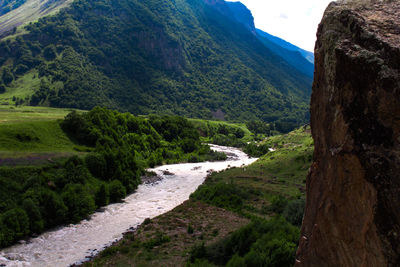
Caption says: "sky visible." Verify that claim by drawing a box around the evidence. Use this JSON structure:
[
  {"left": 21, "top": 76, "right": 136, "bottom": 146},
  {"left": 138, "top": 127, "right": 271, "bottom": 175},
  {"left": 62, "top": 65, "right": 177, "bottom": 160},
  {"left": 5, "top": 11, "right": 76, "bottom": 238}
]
[{"left": 227, "top": 0, "right": 334, "bottom": 52}]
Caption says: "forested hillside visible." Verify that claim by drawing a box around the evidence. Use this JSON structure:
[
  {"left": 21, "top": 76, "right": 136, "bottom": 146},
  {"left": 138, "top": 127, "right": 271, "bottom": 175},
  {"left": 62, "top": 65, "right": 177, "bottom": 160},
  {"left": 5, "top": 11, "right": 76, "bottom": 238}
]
[{"left": 0, "top": 0, "right": 312, "bottom": 131}]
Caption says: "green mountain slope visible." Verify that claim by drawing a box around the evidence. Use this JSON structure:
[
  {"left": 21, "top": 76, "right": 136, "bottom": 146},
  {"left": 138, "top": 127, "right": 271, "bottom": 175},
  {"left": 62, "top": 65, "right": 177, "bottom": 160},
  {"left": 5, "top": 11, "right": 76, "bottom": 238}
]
[{"left": 0, "top": 0, "right": 312, "bottom": 129}]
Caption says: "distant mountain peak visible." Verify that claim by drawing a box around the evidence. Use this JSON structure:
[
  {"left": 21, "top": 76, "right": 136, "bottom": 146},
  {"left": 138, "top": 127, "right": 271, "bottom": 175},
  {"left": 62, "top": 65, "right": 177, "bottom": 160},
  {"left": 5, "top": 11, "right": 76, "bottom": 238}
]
[
  {"left": 203, "top": 0, "right": 233, "bottom": 17},
  {"left": 226, "top": 1, "right": 256, "bottom": 34}
]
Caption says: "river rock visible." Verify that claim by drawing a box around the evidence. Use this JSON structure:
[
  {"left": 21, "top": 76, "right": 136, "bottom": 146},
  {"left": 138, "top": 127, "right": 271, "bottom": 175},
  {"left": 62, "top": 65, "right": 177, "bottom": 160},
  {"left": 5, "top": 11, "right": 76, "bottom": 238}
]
[
  {"left": 162, "top": 170, "right": 175, "bottom": 176},
  {"left": 296, "top": 1, "right": 400, "bottom": 266}
]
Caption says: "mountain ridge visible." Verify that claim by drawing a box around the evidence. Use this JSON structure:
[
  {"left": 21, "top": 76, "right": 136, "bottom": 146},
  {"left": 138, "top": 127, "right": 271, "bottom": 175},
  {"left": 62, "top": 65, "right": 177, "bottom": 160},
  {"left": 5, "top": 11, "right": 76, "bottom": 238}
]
[
  {"left": 256, "top": 29, "right": 314, "bottom": 63},
  {"left": 224, "top": 1, "right": 314, "bottom": 77},
  {"left": 0, "top": 0, "right": 312, "bottom": 131},
  {"left": 226, "top": 1, "right": 255, "bottom": 34},
  {"left": 256, "top": 29, "right": 314, "bottom": 77}
]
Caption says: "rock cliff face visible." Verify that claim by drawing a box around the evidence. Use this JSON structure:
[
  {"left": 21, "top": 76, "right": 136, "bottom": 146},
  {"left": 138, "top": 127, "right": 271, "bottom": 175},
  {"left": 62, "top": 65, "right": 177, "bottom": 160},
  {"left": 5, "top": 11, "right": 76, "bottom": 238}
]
[{"left": 296, "top": 1, "right": 400, "bottom": 266}]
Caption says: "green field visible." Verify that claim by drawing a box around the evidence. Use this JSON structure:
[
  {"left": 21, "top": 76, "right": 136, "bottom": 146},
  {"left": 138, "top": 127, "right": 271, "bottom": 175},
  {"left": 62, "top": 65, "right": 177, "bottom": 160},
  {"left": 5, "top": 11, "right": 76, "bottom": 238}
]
[
  {"left": 0, "top": 105, "right": 81, "bottom": 123},
  {"left": 0, "top": 105, "right": 88, "bottom": 163}
]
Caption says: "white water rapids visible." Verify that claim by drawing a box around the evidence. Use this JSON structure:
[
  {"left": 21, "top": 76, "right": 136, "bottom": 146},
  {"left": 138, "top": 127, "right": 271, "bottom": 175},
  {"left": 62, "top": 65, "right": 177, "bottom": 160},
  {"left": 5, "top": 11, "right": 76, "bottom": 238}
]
[{"left": 0, "top": 145, "right": 257, "bottom": 267}]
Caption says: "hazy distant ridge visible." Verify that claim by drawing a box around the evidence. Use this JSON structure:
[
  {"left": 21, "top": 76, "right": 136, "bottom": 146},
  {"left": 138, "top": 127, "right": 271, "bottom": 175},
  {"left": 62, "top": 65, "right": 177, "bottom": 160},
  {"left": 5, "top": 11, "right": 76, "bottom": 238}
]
[
  {"left": 225, "top": 1, "right": 314, "bottom": 77},
  {"left": 256, "top": 29, "right": 314, "bottom": 63}
]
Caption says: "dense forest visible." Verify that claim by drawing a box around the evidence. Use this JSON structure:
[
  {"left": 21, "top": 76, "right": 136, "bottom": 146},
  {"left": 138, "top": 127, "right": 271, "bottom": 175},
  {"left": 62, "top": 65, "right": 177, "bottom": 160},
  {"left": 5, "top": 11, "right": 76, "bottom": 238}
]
[
  {"left": 0, "top": 107, "right": 226, "bottom": 248},
  {"left": 0, "top": 0, "right": 311, "bottom": 131}
]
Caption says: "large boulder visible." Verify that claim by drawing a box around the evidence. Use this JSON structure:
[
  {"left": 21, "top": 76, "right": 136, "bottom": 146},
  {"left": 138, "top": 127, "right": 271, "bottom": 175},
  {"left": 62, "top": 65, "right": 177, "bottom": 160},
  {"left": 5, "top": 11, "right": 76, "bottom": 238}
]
[{"left": 296, "top": 1, "right": 400, "bottom": 266}]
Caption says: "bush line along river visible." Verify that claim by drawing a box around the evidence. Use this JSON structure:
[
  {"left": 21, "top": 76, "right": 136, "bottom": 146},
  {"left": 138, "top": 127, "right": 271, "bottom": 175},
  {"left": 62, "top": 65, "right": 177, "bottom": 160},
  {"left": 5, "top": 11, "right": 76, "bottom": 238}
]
[{"left": 0, "top": 145, "right": 256, "bottom": 267}]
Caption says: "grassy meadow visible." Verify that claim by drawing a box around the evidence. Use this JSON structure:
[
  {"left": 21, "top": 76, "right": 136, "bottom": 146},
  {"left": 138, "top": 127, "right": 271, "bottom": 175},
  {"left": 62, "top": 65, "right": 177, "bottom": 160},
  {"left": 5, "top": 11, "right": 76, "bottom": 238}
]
[
  {"left": 0, "top": 105, "right": 88, "bottom": 163},
  {"left": 0, "top": 71, "right": 41, "bottom": 106}
]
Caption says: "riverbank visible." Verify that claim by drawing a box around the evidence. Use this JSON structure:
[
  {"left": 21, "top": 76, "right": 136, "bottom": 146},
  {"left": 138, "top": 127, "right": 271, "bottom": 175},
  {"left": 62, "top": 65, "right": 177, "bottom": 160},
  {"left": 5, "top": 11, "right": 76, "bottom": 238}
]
[
  {"left": 82, "top": 127, "right": 313, "bottom": 266},
  {"left": 0, "top": 107, "right": 234, "bottom": 251},
  {"left": 77, "top": 200, "right": 249, "bottom": 266},
  {"left": 0, "top": 145, "right": 255, "bottom": 267}
]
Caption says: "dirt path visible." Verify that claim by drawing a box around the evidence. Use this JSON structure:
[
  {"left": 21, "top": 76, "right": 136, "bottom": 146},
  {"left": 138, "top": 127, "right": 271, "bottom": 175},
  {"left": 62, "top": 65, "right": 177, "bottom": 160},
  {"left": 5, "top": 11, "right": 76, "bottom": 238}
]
[{"left": 0, "top": 152, "right": 76, "bottom": 166}]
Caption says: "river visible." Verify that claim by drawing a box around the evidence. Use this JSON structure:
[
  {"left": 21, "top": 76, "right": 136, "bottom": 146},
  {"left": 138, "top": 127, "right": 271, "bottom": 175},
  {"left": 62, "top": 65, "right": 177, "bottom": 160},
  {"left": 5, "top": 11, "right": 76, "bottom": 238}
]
[{"left": 0, "top": 145, "right": 257, "bottom": 267}]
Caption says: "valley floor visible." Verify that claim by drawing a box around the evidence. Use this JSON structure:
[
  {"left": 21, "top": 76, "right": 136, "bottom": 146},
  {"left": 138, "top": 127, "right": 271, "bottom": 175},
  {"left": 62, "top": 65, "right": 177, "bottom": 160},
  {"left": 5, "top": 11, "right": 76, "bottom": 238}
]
[{"left": 82, "top": 127, "right": 313, "bottom": 266}]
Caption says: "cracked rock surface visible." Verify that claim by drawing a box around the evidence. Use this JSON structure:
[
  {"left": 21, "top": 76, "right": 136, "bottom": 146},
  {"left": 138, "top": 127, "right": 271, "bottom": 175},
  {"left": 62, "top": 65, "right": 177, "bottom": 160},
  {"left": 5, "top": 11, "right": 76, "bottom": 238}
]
[{"left": 296, "top": 1, "right": 400, "bottom": 266}]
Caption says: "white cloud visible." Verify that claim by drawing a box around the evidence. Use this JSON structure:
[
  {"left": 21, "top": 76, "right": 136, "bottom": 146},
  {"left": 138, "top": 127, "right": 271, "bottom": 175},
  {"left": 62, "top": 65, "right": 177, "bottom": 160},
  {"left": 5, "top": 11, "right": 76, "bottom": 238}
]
[
  {"left": 279, "top": 13, "right": 288, "bottom": 19},
  {"left": 227, "top": 0, "right": 334, "bottom": 51}
]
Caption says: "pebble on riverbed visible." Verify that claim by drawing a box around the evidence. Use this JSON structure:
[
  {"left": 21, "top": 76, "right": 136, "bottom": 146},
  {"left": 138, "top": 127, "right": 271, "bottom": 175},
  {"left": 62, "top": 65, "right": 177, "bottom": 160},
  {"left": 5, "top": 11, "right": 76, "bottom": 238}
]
[
  {"left": 162, "top": 170, "right": 175, "bottom": 176},
  {"left": 141, "top": 174, "right": 163, "bottom": 185}
]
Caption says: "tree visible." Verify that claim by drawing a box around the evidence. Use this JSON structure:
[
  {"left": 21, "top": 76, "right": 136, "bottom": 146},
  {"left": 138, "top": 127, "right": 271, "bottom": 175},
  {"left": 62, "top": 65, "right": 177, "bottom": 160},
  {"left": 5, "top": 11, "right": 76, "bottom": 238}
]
[
  {"left": 64, "top": 155, "right": 90, "bottom": 184},
  {"left": 15, "top": 64, "right": 29, "bottom": 75},
  {"left": 85, "top": 153, "right": 107, "bottom": 180},
  {"left": 95, "top": 183, "right": 109, "bottom": 207},
  {"left": 269, "top": 195, "right": 288, "bottom": 214},
  {"left": 43, "top": 45, "right": 57, "bottom": 60},
  {"left": 2, "top": 68, "right": 13, "bottom": 85},
  {"left": 109, "top": 180, "right": 126, "bottom": 202},
  {"left": 283, "top": 198, "right": 305, "bottom": 227},
  {"left": 62, "top": 184, "right": 95, "bottom": 223},
  {"left": 0, "top": 208, "right": 30, "bottom": 244},
  {"left": 21, "top": 198, "right": 44, "bottom": 234},
  {"left": 38, "top": 189, "right": 67, "bottom": 227},
  {"left": 226, "top": 254, "right": 246, "bottom": 267}
]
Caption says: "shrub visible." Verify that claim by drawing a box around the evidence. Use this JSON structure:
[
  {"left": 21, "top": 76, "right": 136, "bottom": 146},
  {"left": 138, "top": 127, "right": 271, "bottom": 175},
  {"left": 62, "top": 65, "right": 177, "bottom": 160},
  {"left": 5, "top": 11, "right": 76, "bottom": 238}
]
[
  {"left": 189, "top": 242, "right": 207, "bottom": 263},
  {"left": 64, "top": 156, "right": 90, "bottom": 185},
  {"left": 187, "top": 223, "right": 194, "bottom": 234},
  {"left": 37, "top": 189, "right": 67, "bottom": 228},
  {"left": 269, "top": 195, "right": 288, "bottom": 214},
  {"left": 243, "top": 143, "right": 270, "bottom": 157},
  {"left": 2, "top": 68, "right": 13, "bottom": 85},
  {"left": 283, "top": 198, "right": 305, "bottom": 227},
  {"left": 191, "top": 183, "right": 247, "bottom": 211},
  {"left": 16, "top": 132, "right": 38, "bottom": 142},
  {"left": 95, "top": 183, "right": 109, "bottom": 207},
  {"left": 43, "top": 45, "right": 57, "bottom": 60},
  {"left": 143, "top": 232, "right": 170, "bottom": 249},
  {"left": 15, "top": 64, "right": 29, "bottom": 75},
  {"left": 0, "top": 208, "right": 30, "bottom": 244},
  {"left": 193, "top": 217, "right": 299, "bottom": 266},
  {"left": 187, "top": 259, "right": 217, "bottom": 267},
  {"left": 21, "top": 198, "right": 44, "bottom": 234},
  {"left": 85, "top": 153, "right": 107, "bottom": 180},
  {"left": 62, "top": 184, "right": 95, "bottom": 223},
  {"left": 109, "top": 180, "right": 126, "bottom": 202},
  {"left": 226, "top": 254, "right": 246, "bottom": 267},
  {"left": 262, "top": 238, "right": 296, "bottom": 267}
]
